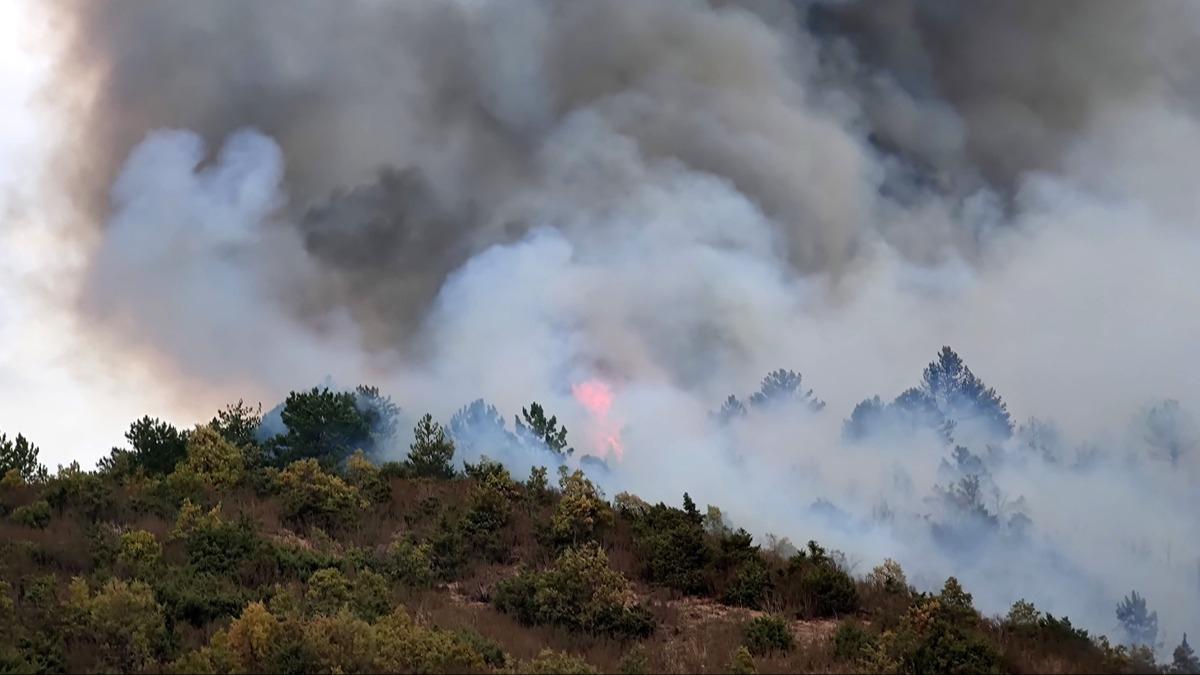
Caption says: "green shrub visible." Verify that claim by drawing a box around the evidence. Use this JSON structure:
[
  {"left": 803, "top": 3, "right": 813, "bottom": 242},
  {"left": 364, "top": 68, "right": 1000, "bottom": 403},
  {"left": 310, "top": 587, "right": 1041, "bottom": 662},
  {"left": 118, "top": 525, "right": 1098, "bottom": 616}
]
[
  {"left": 11, "top": 499, "right": 51, "bottom": 529},
  {"left": 723, "top": 558, "right": 771, "bottom": 609},
  {"left": 151, "top": 568, "right": 250, "bottom": 626},
  {"left": 350, "top": 569, "right": 391, "bottom": 621},
  {"left": 170, "top": 425, "right": 246, "bottom": 490},
  {"left": 184, "top": 516, "right": 260, "bottom": 575},
  {"left": 117, "top": 529, "right": 163, "bottom": 576},
  {"left": 65, "top": 577, "right": 169, "bottom": 672},
  {"left": 728, "top": 645, "right": 757, "bottom": 674},
  {"left": 344, "top": 450, "right": 390, "bottom": 503},
  {"left": 44, "top": 462, "right": 113, "bottom": 520},
  {"left": 453, "top": 628, "right": 508, "bottom": 668},
  {"left": 382, "top": 538, "right": 434, "bottom": 587},
  {"left": 517, "top": 649, "right": 598, "bottom": 674},
  {"left": 784, "top": 541, "right": 859, "bottom": 618},
  {"left": 870, "top": 580, "right": 1003, "bottom": 675},
  {"left": 833, "top": 620, "right": 877, "bottom": 662},
  {"left": 275, "top": 459, "right": 368, "bottom": 527},
  {"left": 305, "top": 567, "right": 352, "bottom": 615},
  {"left": 493, "top": 543, "right": 654, "bottom": 639},
  {"left": 743, "top": 615, "right": 794, "bottom": 656},
  {"left": 550, "top": 469, "right": 612, "bottom": 546},
  {"left": 631, "top": 499, "right": 710, "bottom": 594},
  {"left": 618, "top": 644, "right": 650, "bottom": 674}
]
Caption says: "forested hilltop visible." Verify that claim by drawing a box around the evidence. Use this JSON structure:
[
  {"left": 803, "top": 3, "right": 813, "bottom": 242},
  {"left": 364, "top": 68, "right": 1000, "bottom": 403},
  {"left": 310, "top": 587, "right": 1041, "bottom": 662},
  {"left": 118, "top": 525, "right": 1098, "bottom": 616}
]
[{"left": 0, "top": 385, "right": 1196, "bottom": 674}]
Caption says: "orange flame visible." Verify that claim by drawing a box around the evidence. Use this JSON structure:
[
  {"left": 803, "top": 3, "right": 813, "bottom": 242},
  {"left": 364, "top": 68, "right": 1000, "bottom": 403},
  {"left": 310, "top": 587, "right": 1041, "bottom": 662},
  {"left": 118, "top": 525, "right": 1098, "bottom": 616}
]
[{"left": 571, "top": 379, "right": 624, "bottom": 460}]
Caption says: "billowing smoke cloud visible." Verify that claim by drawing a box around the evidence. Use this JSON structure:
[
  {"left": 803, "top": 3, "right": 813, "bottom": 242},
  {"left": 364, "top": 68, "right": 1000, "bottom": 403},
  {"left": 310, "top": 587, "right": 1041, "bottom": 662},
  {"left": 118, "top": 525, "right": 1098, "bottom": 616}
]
[{"left": 33, "top": 0, "right": 1200, "bottom": 651}]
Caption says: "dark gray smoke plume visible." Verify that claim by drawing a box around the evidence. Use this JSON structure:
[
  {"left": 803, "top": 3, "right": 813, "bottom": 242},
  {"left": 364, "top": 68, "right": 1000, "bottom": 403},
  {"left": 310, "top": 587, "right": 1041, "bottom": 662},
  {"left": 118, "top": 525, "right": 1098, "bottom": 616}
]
[{"left": 36, "top": 0, "right": 1200, "bottom": 651}]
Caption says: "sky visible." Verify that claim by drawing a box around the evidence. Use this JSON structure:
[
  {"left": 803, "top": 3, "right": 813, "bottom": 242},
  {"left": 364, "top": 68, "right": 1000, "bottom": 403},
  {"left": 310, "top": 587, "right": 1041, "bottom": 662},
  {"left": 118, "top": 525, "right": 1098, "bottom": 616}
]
[{"left": 0, "top": 1, "right": 208, "bottom": 469}]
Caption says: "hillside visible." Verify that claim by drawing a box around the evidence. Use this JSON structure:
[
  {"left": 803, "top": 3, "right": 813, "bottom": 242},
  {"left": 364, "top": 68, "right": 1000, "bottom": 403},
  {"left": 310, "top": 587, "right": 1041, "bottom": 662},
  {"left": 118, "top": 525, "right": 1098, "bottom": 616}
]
[{"left": 1, "top": 396, "right": 1191, "bottom": 674}]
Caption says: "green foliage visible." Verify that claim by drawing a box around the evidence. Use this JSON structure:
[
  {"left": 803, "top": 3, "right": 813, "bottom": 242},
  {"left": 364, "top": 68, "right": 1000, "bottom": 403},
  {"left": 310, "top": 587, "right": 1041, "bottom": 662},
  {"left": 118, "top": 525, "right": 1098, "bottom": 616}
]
[
  {"left": 117, "top": 529, "right": 163, "bottom": 576},
  {"left": 210, "top": 399, "right": 263, "bottom": 460},
  {"left": 723, "top": 557, "right": 771, "bottom": 609},
  {"left": 152, "top": 567, "right": 250, "bottom": 626},
  {"left": 101, "top": 416, "right": 190, "bottom": 477},
  {"left": 1116, "top": 590, "right": 1158, "bottom": 647},
  {"left": 783, "top": 541, "right": 860, "bottom": 618},
  {"left": 273, "top": 387, "right": 370, "bottom": 467},
  {"left": 305, "top": 567, "right": 352, "bottom": 615},
  {"left": 462, "top": 471, "right": 515, "bottom": 561},
  {"left": 630, "top": 497, "right": 710, "bottom": 594},
  {"left": 517, "top": 649, "right": 598, "bottom": 674},
  {"left": 833, "top": 620, "right": 878, "bottom": 663},
  {"left": 43, "top": 462, "right": 113, "bottom": 521},
  {"left": 172, "top": 424, "right": 247, "bottom": 489},
  {"left": 184, "top": 514, "right": 260, "bottom": 575},
  {"left": 867, "top": 558, "right": 911, "bottom": 596},
  {"left": 493, "top": 543, "right": 654, "bottom": 638},
  {"left": 65, "top": 577, "right": 169, "bottom": 672},
  {"left": 408, "top": 413, "right": 457, "bottom": 479},
  {"left": 1005, "top": 598, "right": 1040, "bottom": 628},
  {"left": 869, "top": 578, "right": 1003, "bottom": 675},
  {"left": 453, "top": 628, "right": 508, "bottom": 668},
  {"left": 344, "top": 449, "right": 390, "bottom": 503},
  {"left": 550, "top": 468, "right": 612, "bottom": 546},
  {"left": 0, "top": 432, "right": 48, "bottom": 483},
  {"left": 526, "top": 465, "right": 551, "bottom": 502},
  {"left": 275, "top": 458, "right": 368, "bottom": 527},
  {"left": 728, "top": 645, "right": 757, "bottom": 674},
  {"left": 10, "top": 499, "right": 50, "bottom": 529},
  {"left": 618, "top": 644, "right": 650, "bottom": 674},
  {"left": 354, "top": 385, "right": 402, "bottom": 454},
  {"left": 382, "top": 537, "right": 434, "bottom": 587},
  {"left": 516, "top": 402, "right": 573, "bottom": 455},
  {"left": 1173, "top": 634, "right": 1200, "bottom": 674},
  {"left": 743, "top": 615, "right": 794, "bottom": 656}
]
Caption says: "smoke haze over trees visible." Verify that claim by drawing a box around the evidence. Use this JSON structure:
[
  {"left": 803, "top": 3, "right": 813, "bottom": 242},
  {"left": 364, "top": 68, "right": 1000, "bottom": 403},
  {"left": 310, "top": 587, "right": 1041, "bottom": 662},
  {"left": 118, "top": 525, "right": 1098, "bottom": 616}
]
[{"left": 0, "top": 0, "right": 1197, "bottom": 658}]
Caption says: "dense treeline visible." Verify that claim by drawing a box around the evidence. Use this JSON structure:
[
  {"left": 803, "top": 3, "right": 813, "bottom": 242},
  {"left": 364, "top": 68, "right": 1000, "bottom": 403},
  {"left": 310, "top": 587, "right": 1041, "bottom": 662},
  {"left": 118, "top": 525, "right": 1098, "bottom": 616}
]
[{"left": 1, "top": 354, "right": 1197, "bottom": 673}]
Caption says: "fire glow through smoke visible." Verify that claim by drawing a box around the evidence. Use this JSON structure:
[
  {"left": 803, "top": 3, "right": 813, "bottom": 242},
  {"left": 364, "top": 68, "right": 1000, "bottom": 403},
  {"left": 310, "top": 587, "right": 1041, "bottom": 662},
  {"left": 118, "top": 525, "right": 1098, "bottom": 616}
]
[{"left": 571, "top": 379, "right": 624, "bottom": 460}]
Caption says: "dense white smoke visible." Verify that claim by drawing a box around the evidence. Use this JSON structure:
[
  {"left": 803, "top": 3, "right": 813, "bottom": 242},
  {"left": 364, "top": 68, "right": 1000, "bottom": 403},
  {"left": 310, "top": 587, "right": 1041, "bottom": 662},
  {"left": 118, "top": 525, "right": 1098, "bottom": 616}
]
[{"left": 20, "top": 0, "right": 1200, "bottom": 649}]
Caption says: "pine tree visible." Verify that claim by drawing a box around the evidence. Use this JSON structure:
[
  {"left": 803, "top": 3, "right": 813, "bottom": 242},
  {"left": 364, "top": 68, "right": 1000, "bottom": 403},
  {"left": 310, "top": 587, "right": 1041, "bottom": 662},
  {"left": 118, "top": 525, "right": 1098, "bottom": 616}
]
[
  {"left": 748, "top": 369, "right": 825, "bottom": 412},
  {"left": 407, "top": 414, "right": 456, "bottom": 479},
  {"left": 682, "top": 493, "right": 702, "bottom": 525},
  {"left": 0, "top": 432, "right": 48, "bottom": 483},
  {"left": 921, "top": 347, "right": 1012, "bottom": 439},
  {"left": 1173, "top": 633, "right": 1200, "bottom": 674},
  {"left": 714, "top": 395, "right": 747, "bottom": 424},
  {"left": 1116, "top": 590, "right": 1159, "bottom": 648},
  {"left": 515, "top": 402, "right": 572, "bottom": 456}
]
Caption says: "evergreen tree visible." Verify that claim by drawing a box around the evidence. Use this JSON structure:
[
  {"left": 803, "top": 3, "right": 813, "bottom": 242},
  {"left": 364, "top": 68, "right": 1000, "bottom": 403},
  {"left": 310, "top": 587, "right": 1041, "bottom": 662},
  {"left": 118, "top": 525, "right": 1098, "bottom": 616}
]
[
  {"left": 355, "top": 385, "right": 402, "bottom": 454},
  {"left": 272, "top": 387, "right": 370, "bottom": 467},
  {"left": 714, "top": 395, "right": 747, "bottom": 424},
  {"left": 0, "top": 432, "right": 48, "bottom": 483},
  {"left": 682, "top": 493, "right": 702, "bottom": 526},
  {"left": 921, "top": 346, "right": 1012, "bottom": 440},
  {"left": 1173, "top": 634, "right": 1200, "bottom": 674},
  {"left": 209, "top": 400, "right": 262, "bottom": 451},
  {"left": 450, "top": 399, "right": 518, "bottom": 457},
  {"left": 515, "top": 402, "right": 572, "bottom": 456},
  {"left": 749, "top": 369, "right": 825, "bottom": 412},
  {"left": 1116, "top": 590, "right": 1159, "bottom": 648},
  {"left": 408, "top": 414, "right": 456, "bottom": 479},
  {"left": 99, "top": 417, "right": 190, "bottom": 476},
  {"left": 1142, "top": 399, "right": 1198, "bottom": 465}
]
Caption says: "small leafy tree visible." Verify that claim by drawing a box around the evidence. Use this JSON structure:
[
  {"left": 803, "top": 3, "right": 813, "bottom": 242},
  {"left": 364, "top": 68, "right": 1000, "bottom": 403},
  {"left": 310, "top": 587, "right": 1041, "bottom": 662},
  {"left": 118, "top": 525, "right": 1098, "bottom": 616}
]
[
  {"left": 1116, "top": 590, "right": 1158, "bottom": 648},
  {"left": 0, "top": 432, "right": 48, "bottom": 483},
  {"left": 407, "top": 414, "right": 456, "bottom": 479},
  {"left": 516, "top": 402, "right": 572, "bottom": 455}
]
